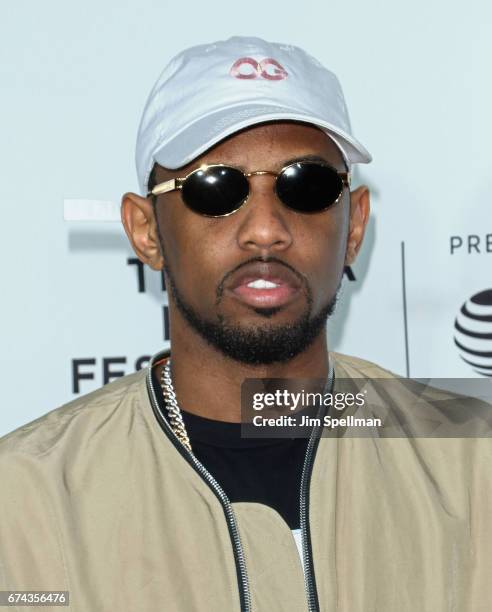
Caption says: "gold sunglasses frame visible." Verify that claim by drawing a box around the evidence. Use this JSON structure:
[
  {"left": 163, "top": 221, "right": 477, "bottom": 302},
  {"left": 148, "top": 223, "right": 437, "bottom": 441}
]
[{"left": 147, "top": 161, "right": 351, "bottom": 218}]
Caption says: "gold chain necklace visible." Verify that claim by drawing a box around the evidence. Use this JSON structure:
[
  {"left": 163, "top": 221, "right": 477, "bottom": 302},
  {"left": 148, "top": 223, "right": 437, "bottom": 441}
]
[{"left": 160, "top": 359, "right": 193, "bottom": 453}]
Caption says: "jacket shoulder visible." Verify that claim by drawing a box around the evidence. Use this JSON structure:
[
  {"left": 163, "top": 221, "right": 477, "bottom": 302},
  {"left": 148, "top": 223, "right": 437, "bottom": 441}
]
[
  {"left": 0, "top": 369, "right": 148, "bottom": 459},
  {"left": 331, "top": 352, "right": 492, "bottom": 437},
  {"left": 330, "top": 351, "right": 399, "bottom": 378}
]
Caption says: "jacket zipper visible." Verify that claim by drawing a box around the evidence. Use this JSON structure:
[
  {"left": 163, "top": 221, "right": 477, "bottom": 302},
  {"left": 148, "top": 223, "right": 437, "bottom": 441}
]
[
  {"left": 300, "top": 418, "right": 322, "bottom": 612},
  {"left": 300, "top": 366, "right": 334, "bottom": 612},
  {"left": 147, "top": 353, "right": 333, "bottom": 612},
  {"left": 146, "top": 365, "right": 252, "bottom": 612}
]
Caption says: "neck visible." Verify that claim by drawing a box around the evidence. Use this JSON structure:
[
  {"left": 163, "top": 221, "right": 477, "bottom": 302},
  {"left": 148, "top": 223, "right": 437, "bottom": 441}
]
[{"left": 157, "top": 314, "right": 331, "bottom": 423}]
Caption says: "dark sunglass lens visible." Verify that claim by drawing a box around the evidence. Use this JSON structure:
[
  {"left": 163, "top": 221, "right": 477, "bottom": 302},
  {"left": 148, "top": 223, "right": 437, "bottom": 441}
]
[
  {"left": 181, "top": 166, "right": 249, "bottom": 216},
  {"left": 276, "top": 162, "right": 343, "bottom": 212}
]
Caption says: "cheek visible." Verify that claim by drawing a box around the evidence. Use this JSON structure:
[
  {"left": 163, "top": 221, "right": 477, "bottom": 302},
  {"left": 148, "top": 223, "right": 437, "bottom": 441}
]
[
  {"left": 157, "top": 203, "right": 232, "bottom": 295},
  {"left": 326, "top": 207, "right": 350, "bottom": 262},
  {"left": 301, "top": 203, "right": 349, "bottom": 267},
  {"left": 297, "top": 204, "right": 349, "bottom": 303}
]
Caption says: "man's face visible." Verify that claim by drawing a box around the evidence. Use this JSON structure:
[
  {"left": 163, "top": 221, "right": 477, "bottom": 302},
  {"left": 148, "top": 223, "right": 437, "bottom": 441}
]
[{"left": 125, "top": 122, "right": 369, "bottom": 364}]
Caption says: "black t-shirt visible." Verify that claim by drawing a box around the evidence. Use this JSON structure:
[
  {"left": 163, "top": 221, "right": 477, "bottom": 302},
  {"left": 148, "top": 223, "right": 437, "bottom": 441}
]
[{"left": 152, "top": 367, "right": 308, "bottom": 529}]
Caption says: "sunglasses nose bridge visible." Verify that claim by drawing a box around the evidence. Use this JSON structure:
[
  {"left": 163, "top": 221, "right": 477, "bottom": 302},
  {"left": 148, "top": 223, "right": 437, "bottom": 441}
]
[
  {"left": 243, "top": 170, "right": 283, "bottom": 210},
  {"left": 245, "top": 170, "right": 277, "bottom": 178}
]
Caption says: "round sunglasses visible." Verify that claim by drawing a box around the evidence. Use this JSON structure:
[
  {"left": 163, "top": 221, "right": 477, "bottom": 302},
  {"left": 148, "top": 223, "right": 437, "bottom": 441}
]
[{"left": 148, "top": 160, "right": 351, "bottom": 217}]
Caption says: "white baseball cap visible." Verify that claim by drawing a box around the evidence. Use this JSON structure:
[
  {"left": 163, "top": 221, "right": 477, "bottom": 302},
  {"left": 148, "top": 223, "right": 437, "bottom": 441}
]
[{"left": 136, "top": 36, "right": 372, "bottom": 194}]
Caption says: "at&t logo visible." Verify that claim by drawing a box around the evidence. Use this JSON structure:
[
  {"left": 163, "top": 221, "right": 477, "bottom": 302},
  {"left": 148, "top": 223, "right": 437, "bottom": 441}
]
[{"left": 454, "top": 289, "right": 492, "bottom": 377}]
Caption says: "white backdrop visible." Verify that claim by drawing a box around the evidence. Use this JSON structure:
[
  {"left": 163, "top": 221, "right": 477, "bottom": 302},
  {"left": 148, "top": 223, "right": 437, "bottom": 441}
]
[{"left": 1, "top": 0, "right": 490, "bottom": 435}]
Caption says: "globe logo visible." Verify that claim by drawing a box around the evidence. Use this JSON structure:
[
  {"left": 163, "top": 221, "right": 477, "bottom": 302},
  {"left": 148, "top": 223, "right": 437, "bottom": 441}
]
[{"left": 454, "top": 289, "right": 492, "bottom": 377}]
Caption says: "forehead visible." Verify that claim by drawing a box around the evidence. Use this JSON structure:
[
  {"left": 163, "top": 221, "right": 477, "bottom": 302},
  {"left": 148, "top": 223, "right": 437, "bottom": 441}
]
[{"left": 154, "top": 121, "right": 346, "bottom": 180}]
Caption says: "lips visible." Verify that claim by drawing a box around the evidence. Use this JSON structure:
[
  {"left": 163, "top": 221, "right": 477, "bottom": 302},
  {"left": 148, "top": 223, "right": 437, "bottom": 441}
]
[{"left": 226, "top": 261, "right": 303, "bottom": 309}]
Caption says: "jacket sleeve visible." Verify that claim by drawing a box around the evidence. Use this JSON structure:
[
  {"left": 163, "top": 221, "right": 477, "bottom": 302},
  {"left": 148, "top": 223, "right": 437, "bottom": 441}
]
[
  {"left": 469, "top": 438, "right": 492, "bottom": 610},
  {"left": 0, "top": 443, "right": 70, "bottom": 598}
]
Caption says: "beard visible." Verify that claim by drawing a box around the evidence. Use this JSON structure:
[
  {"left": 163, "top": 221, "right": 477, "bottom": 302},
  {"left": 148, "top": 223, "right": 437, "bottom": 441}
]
[{"left": 164, "top": 259, "right": 340, "bottom": 365}]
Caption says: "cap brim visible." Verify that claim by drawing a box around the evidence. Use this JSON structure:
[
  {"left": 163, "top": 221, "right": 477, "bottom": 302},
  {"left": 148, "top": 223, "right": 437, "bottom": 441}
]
[{"left": 153, "top": 103, "right": 372, "bottom": 171}]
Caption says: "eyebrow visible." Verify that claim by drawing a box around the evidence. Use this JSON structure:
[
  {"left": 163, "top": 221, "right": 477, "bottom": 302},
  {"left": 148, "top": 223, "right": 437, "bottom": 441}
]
[
  {"left": 283, "top": 154, "right": 328, "bottom": 165},
  {"left": 281, "top": 154, "right": 346, "bottom": 171}
]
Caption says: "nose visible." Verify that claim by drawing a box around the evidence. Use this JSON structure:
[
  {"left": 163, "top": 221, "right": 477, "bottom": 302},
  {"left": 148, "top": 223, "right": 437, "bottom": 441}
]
[{"left": 235, "top": 175, "right": 293, "bottom": 254}]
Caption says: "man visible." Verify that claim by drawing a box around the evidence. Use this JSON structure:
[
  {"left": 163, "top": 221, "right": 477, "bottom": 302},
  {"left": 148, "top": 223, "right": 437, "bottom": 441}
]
[{"left": 1, "top": 37, "right": 491, "bottom": 612}]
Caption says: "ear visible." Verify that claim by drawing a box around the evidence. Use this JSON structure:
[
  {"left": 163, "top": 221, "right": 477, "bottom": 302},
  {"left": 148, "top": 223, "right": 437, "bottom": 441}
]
[
  {"left": 121, "top": 193, "right": 164, "bottom": 271},
  {"left": 345, "top": 185, "right": 370, "bottom": 265}
]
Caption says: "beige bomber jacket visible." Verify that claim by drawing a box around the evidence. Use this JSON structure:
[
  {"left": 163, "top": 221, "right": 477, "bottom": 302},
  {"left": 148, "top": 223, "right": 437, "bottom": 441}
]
[{"left": 1, "top": 350, "right": 491, "bottom": 612}]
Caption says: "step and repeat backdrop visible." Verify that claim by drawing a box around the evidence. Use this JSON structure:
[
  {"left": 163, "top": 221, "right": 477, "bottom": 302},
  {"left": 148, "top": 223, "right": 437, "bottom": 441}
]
[{"left": 1, "top": 0, "right": 490, "bottom": 435}]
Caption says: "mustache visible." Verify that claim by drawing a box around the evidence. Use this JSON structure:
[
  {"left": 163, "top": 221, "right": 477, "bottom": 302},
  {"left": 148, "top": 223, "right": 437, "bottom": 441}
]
[{"left": 215, "top": 256, "right": 310, "bottom": 305}]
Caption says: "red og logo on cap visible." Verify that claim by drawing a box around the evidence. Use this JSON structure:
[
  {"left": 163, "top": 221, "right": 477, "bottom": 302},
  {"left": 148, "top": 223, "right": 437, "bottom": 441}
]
[{"left": 229, "top": 58, "right": 288, "bottom": 80}]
